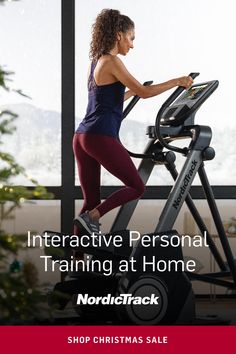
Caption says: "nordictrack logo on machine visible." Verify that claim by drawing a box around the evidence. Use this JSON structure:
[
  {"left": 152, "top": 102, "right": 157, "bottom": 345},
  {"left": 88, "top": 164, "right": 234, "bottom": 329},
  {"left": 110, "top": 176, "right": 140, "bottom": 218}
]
[
  {"left": 172, "top": 159, "right": 198, "bottom": 210},
  {"left": 76, "top": 293, "right": 159, "bottom": 305}
]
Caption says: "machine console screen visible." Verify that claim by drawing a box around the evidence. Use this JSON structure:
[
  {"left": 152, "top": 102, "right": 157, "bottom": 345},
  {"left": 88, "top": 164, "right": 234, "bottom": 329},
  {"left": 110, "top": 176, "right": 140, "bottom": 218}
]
[
  {"left": 160, "top": 80, "right": 218, "bottom": 126},
  {"left": 183, "top": 84, "right": 208, "bottom": 101}
]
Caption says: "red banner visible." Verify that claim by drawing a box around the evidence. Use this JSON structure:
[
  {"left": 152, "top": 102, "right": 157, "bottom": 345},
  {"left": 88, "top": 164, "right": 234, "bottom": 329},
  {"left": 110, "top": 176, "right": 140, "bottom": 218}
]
[{"left": 0, "top": 325, "right": 235, "bottom": 354}]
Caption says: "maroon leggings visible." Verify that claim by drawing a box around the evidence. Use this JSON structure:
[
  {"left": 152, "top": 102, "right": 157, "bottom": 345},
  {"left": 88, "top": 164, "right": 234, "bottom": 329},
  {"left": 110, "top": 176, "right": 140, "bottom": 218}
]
[{"left": 73, "top": 133, "right": 145, "bottom": 217}]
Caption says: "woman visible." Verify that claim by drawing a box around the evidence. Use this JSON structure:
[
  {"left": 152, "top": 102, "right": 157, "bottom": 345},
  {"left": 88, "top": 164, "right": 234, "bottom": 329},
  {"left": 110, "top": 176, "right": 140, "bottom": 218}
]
[{"left": 73, "top": 9, "right": 193, "bottom": 235}]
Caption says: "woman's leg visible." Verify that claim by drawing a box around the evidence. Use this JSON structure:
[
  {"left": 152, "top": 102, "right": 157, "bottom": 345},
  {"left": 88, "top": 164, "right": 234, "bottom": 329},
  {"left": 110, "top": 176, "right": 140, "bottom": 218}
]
[
  {"left": 73, "top": 133, "right": 101, "bottom": 215},
  {"left": 79, "top": 134, "right": 145, "bottom": 218}
]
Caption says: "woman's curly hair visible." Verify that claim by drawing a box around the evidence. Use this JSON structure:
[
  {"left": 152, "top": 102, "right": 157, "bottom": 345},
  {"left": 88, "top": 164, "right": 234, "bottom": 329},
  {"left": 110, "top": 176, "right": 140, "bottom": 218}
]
[{"left": 90, "top": 9, "right": 134, "bottom": 61}]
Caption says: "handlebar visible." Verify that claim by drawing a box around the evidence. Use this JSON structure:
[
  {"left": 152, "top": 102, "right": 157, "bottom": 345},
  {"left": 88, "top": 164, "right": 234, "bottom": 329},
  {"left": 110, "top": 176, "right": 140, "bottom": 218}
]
[
  {"left": 154, "top": 72, "right": 200, "bottom": 155},
  {"left": 122, "top": 80, "right": 157, "bottom": 159},
  {"left": 122, "top": 81, "right": 153, "bottom": 120},
  {"left": 160, "top": 72, "right": 199, "bottom": 111},
  {"left": 121, "top": 74, "right": 199, "bottom": 159}
]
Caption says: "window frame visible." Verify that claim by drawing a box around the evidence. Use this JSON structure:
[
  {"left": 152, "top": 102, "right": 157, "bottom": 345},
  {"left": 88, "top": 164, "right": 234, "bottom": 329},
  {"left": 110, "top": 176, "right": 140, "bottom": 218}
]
[{"left": 40, "top": 0, "right": 236, "bottom": 232}]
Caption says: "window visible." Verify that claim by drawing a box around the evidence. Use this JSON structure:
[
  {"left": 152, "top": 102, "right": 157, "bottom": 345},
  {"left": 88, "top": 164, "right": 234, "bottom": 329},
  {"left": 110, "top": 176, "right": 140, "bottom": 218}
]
[
  {"left": 0, "top": 0, "right": 61, "bottom": 185},
  {"left": 75, "top": 0, "right": 236, "bottom": 185}
]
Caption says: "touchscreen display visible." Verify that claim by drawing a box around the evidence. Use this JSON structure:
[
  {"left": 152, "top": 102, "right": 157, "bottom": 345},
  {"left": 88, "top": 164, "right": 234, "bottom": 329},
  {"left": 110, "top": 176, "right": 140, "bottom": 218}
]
[{"left": 184, "top": 84, "right": 208, "bottom": 100}]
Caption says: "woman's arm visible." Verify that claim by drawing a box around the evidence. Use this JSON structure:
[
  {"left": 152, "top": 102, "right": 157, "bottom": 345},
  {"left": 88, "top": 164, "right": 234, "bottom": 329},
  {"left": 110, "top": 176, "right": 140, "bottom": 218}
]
[
  {"left": 124, "top": 90, "right": 135, "bottom": 101},
  {"left": 109, "top": 56, "right": 193, "bottom": 99}
]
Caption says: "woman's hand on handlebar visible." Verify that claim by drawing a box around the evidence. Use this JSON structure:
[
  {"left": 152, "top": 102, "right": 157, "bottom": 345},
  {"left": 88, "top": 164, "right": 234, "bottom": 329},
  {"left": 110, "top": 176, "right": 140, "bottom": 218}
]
[{"left": 176, "top": 76, "right": 194, "bottom": 89}]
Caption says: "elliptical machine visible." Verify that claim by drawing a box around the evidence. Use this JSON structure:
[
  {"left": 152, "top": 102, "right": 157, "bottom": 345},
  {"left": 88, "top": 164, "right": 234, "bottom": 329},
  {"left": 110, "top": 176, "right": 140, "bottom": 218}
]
[{"left": 44, "top": 73, "right": 236, "bottom": 324}]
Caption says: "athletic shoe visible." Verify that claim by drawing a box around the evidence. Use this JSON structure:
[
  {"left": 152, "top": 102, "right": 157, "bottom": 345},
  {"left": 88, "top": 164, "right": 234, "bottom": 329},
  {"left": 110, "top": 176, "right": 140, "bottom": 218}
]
[{"left": 73, "top": 212, "right": 100, "bottom": 235}]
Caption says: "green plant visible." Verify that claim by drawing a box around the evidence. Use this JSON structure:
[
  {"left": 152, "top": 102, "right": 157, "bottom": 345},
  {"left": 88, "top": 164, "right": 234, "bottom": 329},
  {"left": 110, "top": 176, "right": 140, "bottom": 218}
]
[{"left": 0, "top": 2, "right": 53, "bottom": 321}]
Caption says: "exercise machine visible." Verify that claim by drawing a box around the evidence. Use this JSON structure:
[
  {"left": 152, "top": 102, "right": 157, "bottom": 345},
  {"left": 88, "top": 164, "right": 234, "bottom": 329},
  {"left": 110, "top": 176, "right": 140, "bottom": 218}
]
[{"left": 44, "top": 73, "right": 236, "bottom": 324}]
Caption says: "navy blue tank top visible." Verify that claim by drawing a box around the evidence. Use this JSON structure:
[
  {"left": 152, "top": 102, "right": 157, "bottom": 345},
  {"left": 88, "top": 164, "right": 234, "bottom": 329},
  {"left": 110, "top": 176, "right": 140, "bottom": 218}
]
[{"left": 76, "top": 61, "right": 125, "bottom": 138}]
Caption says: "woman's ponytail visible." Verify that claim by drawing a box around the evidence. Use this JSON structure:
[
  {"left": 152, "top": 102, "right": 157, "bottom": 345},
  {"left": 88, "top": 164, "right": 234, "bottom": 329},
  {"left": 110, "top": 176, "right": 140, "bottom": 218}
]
[{"left": 89, "top": 9, "right": 134, "bottom": 61}]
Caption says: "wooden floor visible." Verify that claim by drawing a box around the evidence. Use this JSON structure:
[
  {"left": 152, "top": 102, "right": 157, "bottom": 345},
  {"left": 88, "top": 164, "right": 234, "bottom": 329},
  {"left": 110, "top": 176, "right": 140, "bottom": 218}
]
[{"left": 196, "top": 298, "right": 236, "bottom": 325}]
